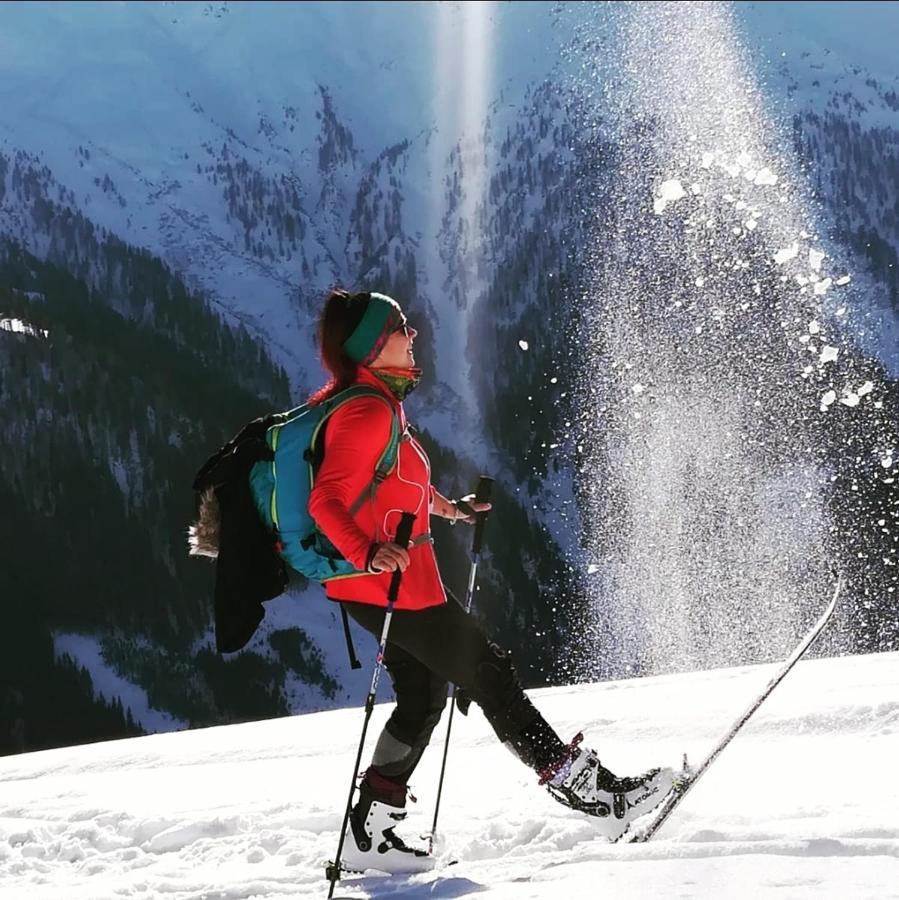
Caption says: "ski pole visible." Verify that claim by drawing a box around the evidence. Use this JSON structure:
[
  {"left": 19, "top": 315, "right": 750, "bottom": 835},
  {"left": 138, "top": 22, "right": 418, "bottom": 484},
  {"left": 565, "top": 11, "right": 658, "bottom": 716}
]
[
  {"left": 326, "top": 510, "right": 416, "bottom": 898},
  {"left": 428, "top": 475, "right": 494, "bottom": 852}
]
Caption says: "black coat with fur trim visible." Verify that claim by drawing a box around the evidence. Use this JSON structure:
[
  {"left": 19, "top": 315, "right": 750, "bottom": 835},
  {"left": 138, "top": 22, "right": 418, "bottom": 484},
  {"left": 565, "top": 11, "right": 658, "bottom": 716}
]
[{"left": 190, "top": 416, "right": 287, "bottom": 653}]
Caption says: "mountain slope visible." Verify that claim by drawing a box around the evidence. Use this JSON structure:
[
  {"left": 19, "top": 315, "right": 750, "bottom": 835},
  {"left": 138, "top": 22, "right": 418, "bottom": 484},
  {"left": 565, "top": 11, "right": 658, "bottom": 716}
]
[
  {"left": 0, "top": 650, "right": 896, "bottom": 898},
  {"left": 1, "top": 2, "right": 898, "bottom": 750}
]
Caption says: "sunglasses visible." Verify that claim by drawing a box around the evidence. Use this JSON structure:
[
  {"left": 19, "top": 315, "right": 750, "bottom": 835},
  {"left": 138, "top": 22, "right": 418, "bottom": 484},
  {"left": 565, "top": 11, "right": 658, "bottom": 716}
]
[{"left": 393, "top": 321, "right": 412, "bottom": 337}]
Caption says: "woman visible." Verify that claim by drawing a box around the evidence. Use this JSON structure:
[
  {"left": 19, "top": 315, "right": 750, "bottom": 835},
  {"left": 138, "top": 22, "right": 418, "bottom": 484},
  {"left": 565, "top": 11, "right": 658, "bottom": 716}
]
[{"left": 307, "top": 289, "right": 672, "bottom": 871}]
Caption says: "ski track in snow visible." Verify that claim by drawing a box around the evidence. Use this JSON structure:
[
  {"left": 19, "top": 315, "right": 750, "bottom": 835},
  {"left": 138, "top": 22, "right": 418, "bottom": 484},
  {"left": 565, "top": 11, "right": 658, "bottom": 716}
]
[{"left": 2, "top": 651, "right": 898, "bottom": 898}]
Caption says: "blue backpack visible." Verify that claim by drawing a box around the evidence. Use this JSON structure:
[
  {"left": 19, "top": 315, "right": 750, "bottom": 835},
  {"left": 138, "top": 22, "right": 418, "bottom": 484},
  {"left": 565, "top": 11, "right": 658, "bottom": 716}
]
[
  {"left": 190, "top": 385, "right": 400, "bottom": 655},
  {"left": 247, "top": 385, "right": 401, "bottom": 581}
]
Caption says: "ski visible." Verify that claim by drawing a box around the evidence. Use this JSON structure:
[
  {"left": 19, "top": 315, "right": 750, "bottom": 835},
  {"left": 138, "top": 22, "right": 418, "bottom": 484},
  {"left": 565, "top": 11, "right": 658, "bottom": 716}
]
[
  {"left": 324, "top": 854, "right": 455, "bottom": 889},
  {"left": 326, "top": 855, "right": 455, "bottom": 877},
  {"left": 626, "top": 573, "right": 844, "bottom": 843}
]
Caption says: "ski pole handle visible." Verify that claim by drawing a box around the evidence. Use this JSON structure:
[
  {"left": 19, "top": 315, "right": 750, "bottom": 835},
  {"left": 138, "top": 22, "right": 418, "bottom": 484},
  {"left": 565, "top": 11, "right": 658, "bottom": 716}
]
[
  {"left": 471, "top": 475, "right": 494, "bottom": 556},
  {"left": 388, "top": 511, "right": 416, "bottom": 604}
]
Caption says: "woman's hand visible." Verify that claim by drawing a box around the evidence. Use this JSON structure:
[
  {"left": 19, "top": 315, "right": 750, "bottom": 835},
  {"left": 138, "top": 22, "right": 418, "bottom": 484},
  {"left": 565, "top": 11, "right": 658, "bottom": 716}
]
[
  {"left": 452, "top": 494, "right": 492, "bottom": 526},
  {"left": 368, "top": 542, "right": 411, "bottom": 573}
]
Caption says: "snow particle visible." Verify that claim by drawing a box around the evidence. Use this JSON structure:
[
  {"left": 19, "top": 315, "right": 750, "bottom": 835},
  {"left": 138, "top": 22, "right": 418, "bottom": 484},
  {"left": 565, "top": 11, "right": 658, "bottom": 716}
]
[
  {"left": 518, "top": 340, "right": 529, "bottom": 351},
  {"left": 773, "top": 243, "right": 799, "bottom": 265},
  {"left": 654, "top": 178, "right": 686, "bottom": 214},
  {"left": 813, "top": 277, "right": 832, "bottom": 296}
]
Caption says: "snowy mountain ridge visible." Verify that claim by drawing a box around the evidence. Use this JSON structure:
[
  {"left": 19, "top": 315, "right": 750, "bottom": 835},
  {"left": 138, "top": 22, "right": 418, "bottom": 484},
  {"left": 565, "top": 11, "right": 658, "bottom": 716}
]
[
  {"left": 2, "top": 2, "right": 899, "bottom": 747},
  {"left": 0, "top": 2, "right": 569, "bottom": 395},
  {"left": 3, "top": 2, "right": 898, "bottom": 411}
]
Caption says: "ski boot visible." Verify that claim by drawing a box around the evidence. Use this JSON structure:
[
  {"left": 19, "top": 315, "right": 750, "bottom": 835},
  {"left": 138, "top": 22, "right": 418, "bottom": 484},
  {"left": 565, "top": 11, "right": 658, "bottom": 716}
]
[
  {"left": 340, "top": 770, "right": 435, "bottom": 875},
  {"left": 539, "top": 733, "right": 674, "bottom": 841}
]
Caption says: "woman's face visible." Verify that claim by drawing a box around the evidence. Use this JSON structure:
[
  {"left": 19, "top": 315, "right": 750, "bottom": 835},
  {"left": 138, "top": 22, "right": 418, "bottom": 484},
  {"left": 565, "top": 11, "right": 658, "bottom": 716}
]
[{"left": 372, "top": 318, "right": 418, "bottom": 369}]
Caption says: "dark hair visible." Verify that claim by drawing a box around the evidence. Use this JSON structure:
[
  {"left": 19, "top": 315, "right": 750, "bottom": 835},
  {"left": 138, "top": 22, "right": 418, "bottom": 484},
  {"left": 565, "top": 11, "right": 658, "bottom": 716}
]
[{"left": 307, "top": 288, "right": 370, "bottom": 405}]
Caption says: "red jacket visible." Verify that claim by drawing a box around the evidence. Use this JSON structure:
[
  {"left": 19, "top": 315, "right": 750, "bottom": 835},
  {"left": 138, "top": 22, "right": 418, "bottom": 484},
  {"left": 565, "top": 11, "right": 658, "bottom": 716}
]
[{"left": 307, "top": 366, "right": 447, "bottom": 611}]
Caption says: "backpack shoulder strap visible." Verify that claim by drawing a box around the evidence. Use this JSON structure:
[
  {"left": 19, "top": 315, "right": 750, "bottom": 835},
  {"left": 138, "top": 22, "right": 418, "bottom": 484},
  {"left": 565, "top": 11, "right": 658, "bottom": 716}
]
[
  {"left": 308, "top": 386, "right": 402, "bottom": 517},
  {"left": 349, "top": 402, "right": 402, "bottom": 516}
]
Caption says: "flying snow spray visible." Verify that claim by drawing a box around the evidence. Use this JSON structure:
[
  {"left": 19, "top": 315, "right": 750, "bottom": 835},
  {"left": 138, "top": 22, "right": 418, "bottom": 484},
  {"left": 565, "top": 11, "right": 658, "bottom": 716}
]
[{"left": 570, "top": 1, "right": 898, "bottom": 677}]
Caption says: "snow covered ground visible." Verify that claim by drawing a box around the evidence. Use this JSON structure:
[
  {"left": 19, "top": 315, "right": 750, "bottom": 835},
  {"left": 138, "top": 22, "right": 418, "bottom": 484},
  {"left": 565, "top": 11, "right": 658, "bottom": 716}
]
[{"left": 1, "top": 650, "right": 897, "bottom": 899}]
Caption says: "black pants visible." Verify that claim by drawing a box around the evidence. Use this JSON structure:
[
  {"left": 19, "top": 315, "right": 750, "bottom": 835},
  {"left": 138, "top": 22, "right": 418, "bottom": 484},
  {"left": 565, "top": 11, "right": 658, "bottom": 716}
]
[{"left": 342, "top": 593, "right": 565, "bottom": 786}]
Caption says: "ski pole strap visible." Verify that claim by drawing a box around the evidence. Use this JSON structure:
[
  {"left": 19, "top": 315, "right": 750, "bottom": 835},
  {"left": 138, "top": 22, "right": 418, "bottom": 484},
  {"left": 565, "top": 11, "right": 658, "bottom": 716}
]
[{"left": 339, "top": 603, "right": 361, "bottom": 670}]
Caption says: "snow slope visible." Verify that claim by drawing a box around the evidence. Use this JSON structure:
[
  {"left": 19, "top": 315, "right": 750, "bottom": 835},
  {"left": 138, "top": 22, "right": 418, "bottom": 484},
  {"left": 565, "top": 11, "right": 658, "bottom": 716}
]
[
  {"left": 1, "top": 649, "right": 897, "bottom": 899},
  {"left": 3, "top": 2, "right": 897, "bottom": 385},
  {"left": 0, "top": 0, "right": 570, "bottom": 390}
]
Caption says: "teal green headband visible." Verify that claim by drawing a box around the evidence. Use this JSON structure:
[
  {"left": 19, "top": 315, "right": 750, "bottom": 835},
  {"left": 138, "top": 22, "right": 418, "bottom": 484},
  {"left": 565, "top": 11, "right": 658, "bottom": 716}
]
[{"left": 343, "top": 292, "right": 404, "bottom": 364}]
